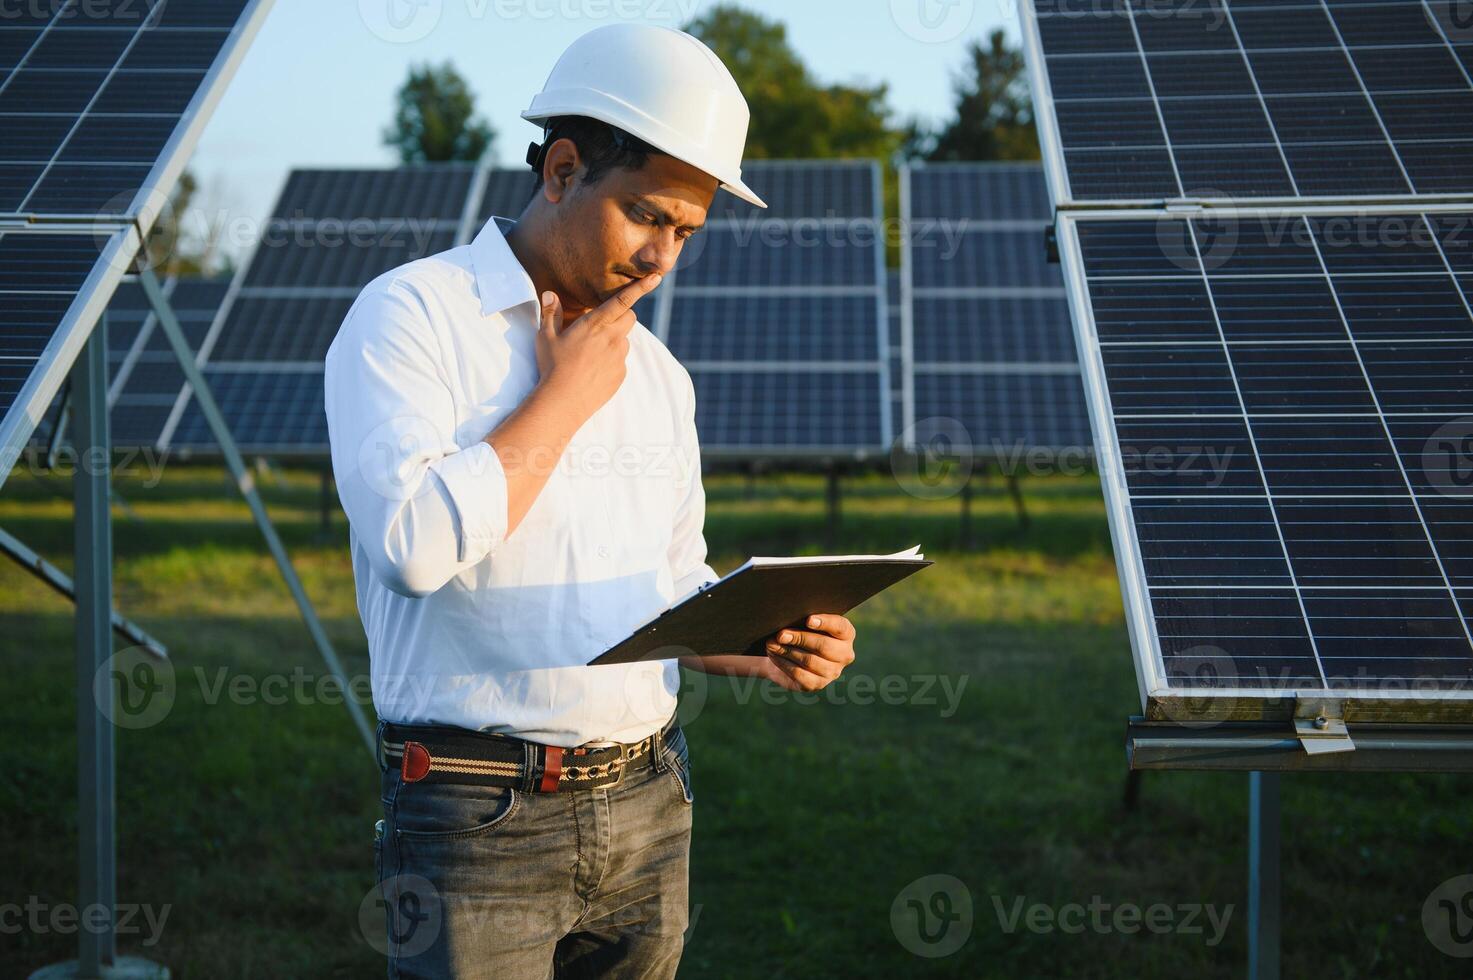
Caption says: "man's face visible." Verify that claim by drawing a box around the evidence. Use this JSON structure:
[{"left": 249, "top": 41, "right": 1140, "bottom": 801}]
[{"left": 546, "top": 148, "right": 718, "bottom": 311}]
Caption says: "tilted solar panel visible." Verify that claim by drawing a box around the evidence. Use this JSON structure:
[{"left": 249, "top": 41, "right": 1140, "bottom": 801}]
[
  {"left": 903, "top": 164, "right": 1092, "bottom": 454},
  {"left": 29, "top": 276, "right": 225, "bottom": 451},
  {"left": 0, "top": 0, "right": 273, "bottom": 487},
  {"left": 659, "top": 159, "right": 892, "bottom": 457},
  {"left": 1023, "top": 0, "right": 1473, "bottom": 204},
  {"left": 2, "top": 0, "right": 267, "bottom": 221},
  {"left": 163, "top": 164, "right": 474, "bottom": 454},
  {"left": 1058, "top": 207, "right": 1473, "bottom": 717}
]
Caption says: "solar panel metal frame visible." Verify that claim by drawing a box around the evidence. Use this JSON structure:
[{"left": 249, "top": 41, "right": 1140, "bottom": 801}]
[
  {"left": 658, "top": 159, "right": 893, "bottom": 461},
  {"left": 1018, "top": 0, "right": 1473, "bottom": 210},
  {"left": 899, "top": 161, "right": 1093, "bottom": 457}
]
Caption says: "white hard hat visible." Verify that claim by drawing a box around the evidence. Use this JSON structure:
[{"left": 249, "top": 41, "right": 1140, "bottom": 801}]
[{"left": 522, "top": 23, "right": 767, "bottom": 209}]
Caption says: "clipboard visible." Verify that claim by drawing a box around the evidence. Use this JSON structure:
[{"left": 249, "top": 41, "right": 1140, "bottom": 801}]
[{"left": 586, "top": 546, "right": 932, "bottom": 665}]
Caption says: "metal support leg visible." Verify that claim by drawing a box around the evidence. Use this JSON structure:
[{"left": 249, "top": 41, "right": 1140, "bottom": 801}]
[
  {"left": 1248, "top": 771, "right": 1281, "bottom": 980},
  {"left": 319, "top": 465, "right": 333, "bottom": 539},
  {"left": 825, "top": 466, "right": 841, "bottom": 551},
  {"left": 0, "top": 525, "right": 167, "bottom": 659},
  {"left": 138, "top": 271, "right": 374, "bottom": 759},
  {"left": 1005, "top": 472, "right": 1030, "bottom": 530},
  {"left": 75, "top": 319, "right": 117, "bottom": 976},
  {"left": 959, "top": 476, "right": 974, "bottom": 550}
]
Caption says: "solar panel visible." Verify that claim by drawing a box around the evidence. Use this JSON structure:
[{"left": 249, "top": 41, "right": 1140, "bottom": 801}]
[
  {"left": 1023, "top": 0, "right": 1473, "bottom": 204},
  {"left": 659, "top": 160, "right": 892, "bottom": 457},
  {"left": 902, "top": 163, "right": 1092, "bottom": 454},
  {"left": 476, "top": 166, "right": 536, "bottom": 223},
  {"left": 1058, "top": 207, "right": 1473, "bottom": 716},
  {"left": 29, "top": 276, "right": 225, "bottom": 451},
  {"left": 0, "top": 228, "right": 137, "bottom": 466},
  {"left": 163, "top": 164, "right": 476, "bottom": 454},
  {"left": 0, "top": 0, "right": 273, "bottom": 487},
  {"left": 1, "top": 0, "right": 269, "bottom": 221}
]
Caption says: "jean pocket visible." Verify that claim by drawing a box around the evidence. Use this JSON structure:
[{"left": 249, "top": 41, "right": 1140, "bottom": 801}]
[
  {"left": 663, "top": 730, "right": 693, "bottom": 806},
  {"left": 392, "top": 781, "right": 522, "bottom": 841}
]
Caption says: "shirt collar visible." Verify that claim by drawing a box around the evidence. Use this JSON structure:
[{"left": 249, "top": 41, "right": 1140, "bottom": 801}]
[{"left": 471, "top": 215, "right": 540, "bottom": 319}]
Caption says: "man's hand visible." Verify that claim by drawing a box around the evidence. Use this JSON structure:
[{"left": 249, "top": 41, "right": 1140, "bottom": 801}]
[
  {"left": 535, "top": 273, "right": 661, "bottom": 422},
  {"left": 761, "top": 613, "right": 857, "bottom": 692}
]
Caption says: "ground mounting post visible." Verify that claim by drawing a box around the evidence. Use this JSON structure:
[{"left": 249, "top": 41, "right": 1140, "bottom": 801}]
[
  {"left": 959, "top": 474, "right": 974, "bottom": 550},
  {"left": 1248, "top": 771, "right": 1281, "bottom": 980},
  {"left": 137, "top": 270, "right": 374, "bottom": 760},
  {"left": 825, "top": 464, "right": 842, "bottom": 551},
  {"left": 33, "top": 320, "right": 170, "bottom": 980}
]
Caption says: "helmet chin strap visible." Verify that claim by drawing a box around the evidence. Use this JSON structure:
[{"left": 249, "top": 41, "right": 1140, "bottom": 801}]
[{"left": 526, "top": 123, "right": 554, "bottom": 174}]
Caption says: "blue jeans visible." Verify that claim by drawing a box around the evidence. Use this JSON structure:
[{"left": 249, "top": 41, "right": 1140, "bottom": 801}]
[{"left": 374, "top": 718, "right": 695, "bottom": 979}]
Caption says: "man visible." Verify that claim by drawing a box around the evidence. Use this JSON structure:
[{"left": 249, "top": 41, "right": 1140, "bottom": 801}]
[{"left": 324, "top": 23, "right": 861, "bottom": 980}]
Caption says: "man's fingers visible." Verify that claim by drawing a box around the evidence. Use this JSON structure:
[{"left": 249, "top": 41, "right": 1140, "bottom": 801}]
[
  {"left": 803, "top": 613, "right": 855, "bottom": 641},
  {"left": 540, "top": 290, "right": 562, "bottom": 336},
  {"left": 772, "top": 629, "right": 851, "bottom": 663},
  {"left": 767, "top": 652, "right": 827, "bottom": 691},
  {"left": 598, "top": 272, "right": 662, "bottom": 318}
]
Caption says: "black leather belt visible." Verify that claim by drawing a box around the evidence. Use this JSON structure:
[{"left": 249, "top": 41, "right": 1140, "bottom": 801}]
[{"left": 380, "top": 713, "right": 677, "bottom": 792}]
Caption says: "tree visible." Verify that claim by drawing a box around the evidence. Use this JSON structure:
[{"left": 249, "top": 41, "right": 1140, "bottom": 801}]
[
  {"left": 383, "top": 62, "right": 494, "bottom": 164},
  {"left": 925, "top": 30, "right": 1039, "bottom": 162},
  {"left": 684, "top": 5, "right": 901, "bottom": 161},
  {"left": 142, "top": 168, "right": 212, "bottom": 278}
]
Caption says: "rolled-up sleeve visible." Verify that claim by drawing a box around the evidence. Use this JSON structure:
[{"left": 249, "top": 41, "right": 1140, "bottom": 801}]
[
  {"left": 667, "top": 369, "right": 718, "bottom": 602},
  {"left": 324, "top": 279, "right": 509, "bottom": 598}
]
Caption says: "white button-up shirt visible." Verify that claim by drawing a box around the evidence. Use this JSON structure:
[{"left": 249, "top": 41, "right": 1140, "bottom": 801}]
[{"left": 323, "top": 216, "right": 717, "bottom": 747}]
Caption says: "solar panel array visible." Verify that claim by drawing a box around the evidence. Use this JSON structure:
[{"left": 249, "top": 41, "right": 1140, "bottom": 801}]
[
  {"left": 1027, "top": 0, "right": 1473, "bottom": 203},
  {"left": 658, "top": 160, "right": 893, "bottom": 456},
  {"left": 902, "top": 163, "right": 1091, "bottom": 456},
  {"left": 0, "top": 0, "right": 271, "bottom": 487},
  {"left": 178, "top": 161, "right": 898, "bottom": 459},
  {"left": 1023, "top": 0, "right": 1473, "bottom": 719},
  {"left": 164, "top": 166, "right": 478, "bottom": 453}
]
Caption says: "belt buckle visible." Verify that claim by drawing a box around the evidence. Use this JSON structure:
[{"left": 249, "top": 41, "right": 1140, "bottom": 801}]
[{"left": 590, "top": 739, "right": 633, "bottom": 788}]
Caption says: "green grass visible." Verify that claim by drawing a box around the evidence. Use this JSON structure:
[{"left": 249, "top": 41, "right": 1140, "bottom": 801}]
[{"left": 0, "top": 463, "right": 1468, "bottom": 977}]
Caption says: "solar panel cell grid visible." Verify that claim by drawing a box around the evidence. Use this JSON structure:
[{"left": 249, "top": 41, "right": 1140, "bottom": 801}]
[
  {"left": 0, "top": 1, "right": 250, "bottom": 217},
  {"left": 1069, "top": 210, "right": 1473, "bottom": 692},
  {"left": 1030, "top": 0, "right": 1473, "bottom": 202},
  {"left": 903, "top": 165, "right": 1093, "bottom": 452}
]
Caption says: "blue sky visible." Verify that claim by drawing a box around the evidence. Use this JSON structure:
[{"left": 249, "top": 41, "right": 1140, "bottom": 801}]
[{"left": 187, "top": 0, "right": 1015, "bottom": 261}]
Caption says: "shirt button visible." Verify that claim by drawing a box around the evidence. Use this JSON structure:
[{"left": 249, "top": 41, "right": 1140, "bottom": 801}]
[{"left": 598, "top": 546, "right": 610, "bottom": 558}]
